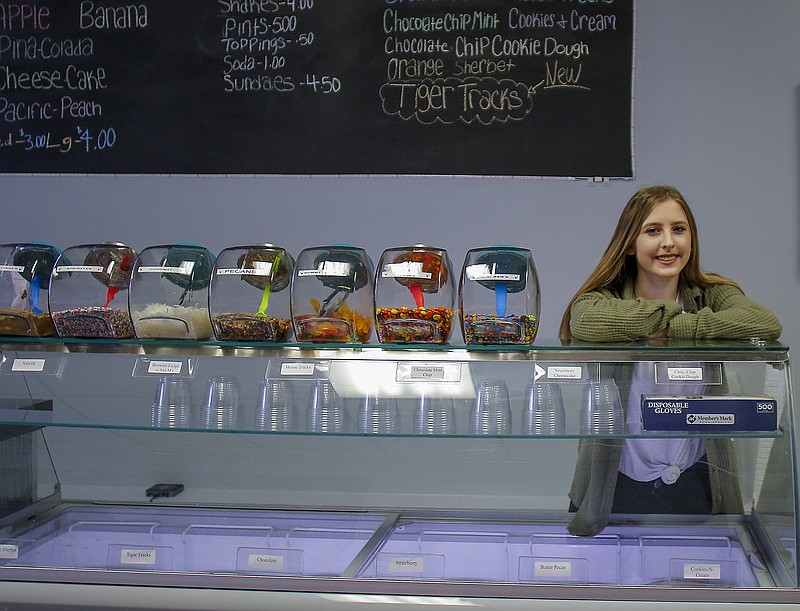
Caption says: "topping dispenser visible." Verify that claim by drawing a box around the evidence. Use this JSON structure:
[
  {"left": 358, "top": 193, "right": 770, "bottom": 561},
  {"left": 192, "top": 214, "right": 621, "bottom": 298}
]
[
  {"left": 374, "top": 245, "right": 454, "bottom": 344},
  {"left": 48, "top": 242, "right": 137, "bottom": 339},
  {"left": 291, "top": 245, "right": 373, "bottom": 343},
  {"left": 458, "top": 245, "right": 540, "bottom": 345},
  {"left": 0, "top": 242, "right": 59, "bottom": 337},
  {"left": 209, "top": 244, "right": 295, "bottom": 342},
  {"left": 129, "top": 244, "right": 215, "bottom": 340}
]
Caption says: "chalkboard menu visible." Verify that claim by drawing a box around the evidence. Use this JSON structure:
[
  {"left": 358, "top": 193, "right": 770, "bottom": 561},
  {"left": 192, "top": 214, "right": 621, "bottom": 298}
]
[{"left": 0, "top": 0, "right": 634, "bottom": 177}]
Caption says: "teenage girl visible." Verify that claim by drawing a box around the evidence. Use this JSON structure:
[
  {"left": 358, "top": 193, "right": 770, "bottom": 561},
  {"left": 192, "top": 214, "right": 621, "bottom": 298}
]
[{"left": 559, "top": 185, "right": 781, "bottom": 536}]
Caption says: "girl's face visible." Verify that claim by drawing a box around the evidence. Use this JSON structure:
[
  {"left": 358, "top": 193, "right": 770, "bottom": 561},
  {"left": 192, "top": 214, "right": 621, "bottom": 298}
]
[{"left": 628, "top": 199, "right": 692, "bottom": 294}]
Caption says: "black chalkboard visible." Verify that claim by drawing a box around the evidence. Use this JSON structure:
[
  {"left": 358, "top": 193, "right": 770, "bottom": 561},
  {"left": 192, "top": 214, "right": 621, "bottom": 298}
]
[{"left": 0, "top": 1, "right": 634, "bottom": 177}]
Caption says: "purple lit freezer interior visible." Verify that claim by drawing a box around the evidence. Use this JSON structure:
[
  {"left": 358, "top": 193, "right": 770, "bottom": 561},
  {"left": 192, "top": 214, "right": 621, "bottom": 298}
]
[
  {"left": 0, "top": 506, "right": 386, "bottom": 577},
  {"left": 357, "top": 520, "right": 764, "bottom": 587},
  {"left": 1, "top": 506, "right": 769, "bottom": 587}
]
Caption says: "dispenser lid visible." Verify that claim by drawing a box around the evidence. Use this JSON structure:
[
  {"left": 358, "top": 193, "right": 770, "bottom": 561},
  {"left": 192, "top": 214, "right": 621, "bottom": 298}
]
[
  {"left": 160, "top": 245, "right": 213, "bottom": 291},
  {"left": 82, "top": 243, "right": 136, "bottom": 288},
  {"left": 470, "top": 249, "right": 528, "bottom": 293},
  {"left": 311, "top": 248, "right": 369, "bottom": 293},
  {"left": 388, "top": 246, "right": 448, "bottom": 293},
  {"left": 236, "top": 247, "right": 292, "bottom": 292},
  {"left": 11, "top": 244, "right": 58, "bottom": 290}
]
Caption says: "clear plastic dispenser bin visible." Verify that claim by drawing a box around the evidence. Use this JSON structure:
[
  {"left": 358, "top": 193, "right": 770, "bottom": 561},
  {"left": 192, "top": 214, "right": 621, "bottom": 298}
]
[
  {"left": 291, "top": 245, "right": 373, "bottom": 343},
  {"left": 0, "top": 242, "right": 59, "bottom": 337},
  {"left": 129, "top": 244, "right": 215, "bottom": 340},
  {"left": 48, "top": 242, "right": 137, "bottom": 339},
  {"left": 209, "top": 244, "right": 295, "bottom": 342},
  {"left": 459, "top": 246, "right": 540, "bottom": 345},
  {"left": 375, "top": 245, "right": 455, "bottom": 344}
]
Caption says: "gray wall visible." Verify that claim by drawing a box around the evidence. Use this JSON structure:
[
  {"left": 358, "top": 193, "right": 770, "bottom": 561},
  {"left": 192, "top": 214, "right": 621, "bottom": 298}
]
[
  {"left": 2, "top": 1, "right": 799, "bottom": 505},
  {"left": 2, "top": 1, "right": 797, "bottom": 349}
]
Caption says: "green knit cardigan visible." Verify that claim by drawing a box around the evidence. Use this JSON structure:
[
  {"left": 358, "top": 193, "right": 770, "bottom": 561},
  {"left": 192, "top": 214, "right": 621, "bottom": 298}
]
[{"left": 566, "top": 280, "right": 782, "bottom": 537}]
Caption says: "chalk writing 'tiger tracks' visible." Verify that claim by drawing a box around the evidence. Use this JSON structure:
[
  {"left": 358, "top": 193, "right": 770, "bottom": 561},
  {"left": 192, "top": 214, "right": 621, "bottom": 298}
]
[{"left": 381, "top": 77, "right": 533, "bottom": 125}]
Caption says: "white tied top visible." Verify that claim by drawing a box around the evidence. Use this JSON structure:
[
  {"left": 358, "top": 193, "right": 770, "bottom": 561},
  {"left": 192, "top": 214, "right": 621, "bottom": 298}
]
[{"left": 619, "top": 361, "right": 705, "bottom": 484}]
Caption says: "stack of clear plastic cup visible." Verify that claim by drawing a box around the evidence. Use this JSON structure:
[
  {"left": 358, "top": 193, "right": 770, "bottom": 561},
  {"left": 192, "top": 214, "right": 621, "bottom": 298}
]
[
  {"left": 151, "top": 377, "right": 192, "bottom": 428},
  {"left": 358, "top": 393, "right": 400, "bottom": 434},
  {"left": 470, "top": 379, "right": 512, "bottom": 435},
  {"left": 307, "top": 380, "right": 348, "bottom": 433},
  {"left": 522, "top": 382, "right": 566, "bottom": 435},
  {"left": 257, "top": 379, "right": 294, "bottom": 432},
  {"left": 581, "top": 380, "right": 624, "bottom": 435},
  {"left": 414, "top": 395, "right": 456, "bottom": 435},
  {"left": 202, "top": 375, "right": 241, "bottom": 430}
]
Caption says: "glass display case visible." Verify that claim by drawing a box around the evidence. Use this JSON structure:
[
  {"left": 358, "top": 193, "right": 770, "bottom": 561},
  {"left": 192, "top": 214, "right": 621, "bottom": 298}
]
[{"left": 0, "top": 337, "right": 796, "bottom": 609}]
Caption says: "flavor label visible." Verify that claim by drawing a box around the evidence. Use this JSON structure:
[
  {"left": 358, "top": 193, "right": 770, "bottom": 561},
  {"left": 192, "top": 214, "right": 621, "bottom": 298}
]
[
  {"left": 235, "top": 547, "right": 302, "bottom": 574},
  {"left": 120, "top": 548, "right": 156, "bottom": 565},
  {"left": 280, "top": 362, "right": 316, "bottom": 376},
  {"left": 248, "top": 553, "right": 284, "bottom": 571},
  {"left": 11, "top": 358, "right": 46, "bottom": 372},
  {"left": 381, "top": 261, "right": 431, "bottom": 280},
  {"left": 535, "top": 560, "right": 572, "bottom": 578},
  {"left": 55, "top": 265, "right": 103, "bottom": 274},
  {"left": 410, "top": 365, "right": 445, "bottom": 380},
  {"left": 683, "top": 563, "right": 721, "bottom": 580},
  {"left": 138, "top": 261, "right": 195, "bottom": 275},
  {"left": 387, "top": 557, "right": 425, "bottom": 574},
  {"left": 547, "top": 366, "right": 582, "bottom": 380},
  {"left": 397, "top": 362, "right": 461, "bottom": 382},
  {"left": 298, "top": 261, "right": 351, "bottom": 278},
  {"left": 465, "top": 264, "right": 520, "bottom": 282},
  {"left": 0, "top": 544, "right": 18, "bottom": 559},
  {"left": 666, "top": 367, "right": 704, "bottom": 381},
  {"left": 216, "top": 263, "right": 271, "bottom": 277},
  {"left": 655, "top": 362, "right": 722, "bottom": 385},
  {"left": 147, "top": 360, "right": 183, "bottom": 375}
]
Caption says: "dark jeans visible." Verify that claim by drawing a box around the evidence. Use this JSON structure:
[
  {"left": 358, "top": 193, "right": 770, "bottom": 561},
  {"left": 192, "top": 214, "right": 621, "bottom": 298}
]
[{"left": 570, "top": 456, "right": 713, "bottom": 515}]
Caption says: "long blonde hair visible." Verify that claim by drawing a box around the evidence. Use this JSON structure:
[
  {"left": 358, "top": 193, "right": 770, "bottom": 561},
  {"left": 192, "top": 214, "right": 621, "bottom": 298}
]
[{"left": 558, "top": 185, "right": 738, "bottom": 339}]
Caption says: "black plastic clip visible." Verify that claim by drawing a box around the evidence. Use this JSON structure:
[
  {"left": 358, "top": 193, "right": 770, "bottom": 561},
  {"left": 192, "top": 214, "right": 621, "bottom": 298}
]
[{"left": 146, "top": 483, "right": 184, "bottom": 502}]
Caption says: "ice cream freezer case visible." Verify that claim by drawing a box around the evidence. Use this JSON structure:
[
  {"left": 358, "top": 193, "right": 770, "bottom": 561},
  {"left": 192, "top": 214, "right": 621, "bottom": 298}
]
[
  {"left": 0, "top": 338, "right": 796, "bottom": 609},
  {"left": 0, "top": 505, "right": 791, "bottom": 589}
]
